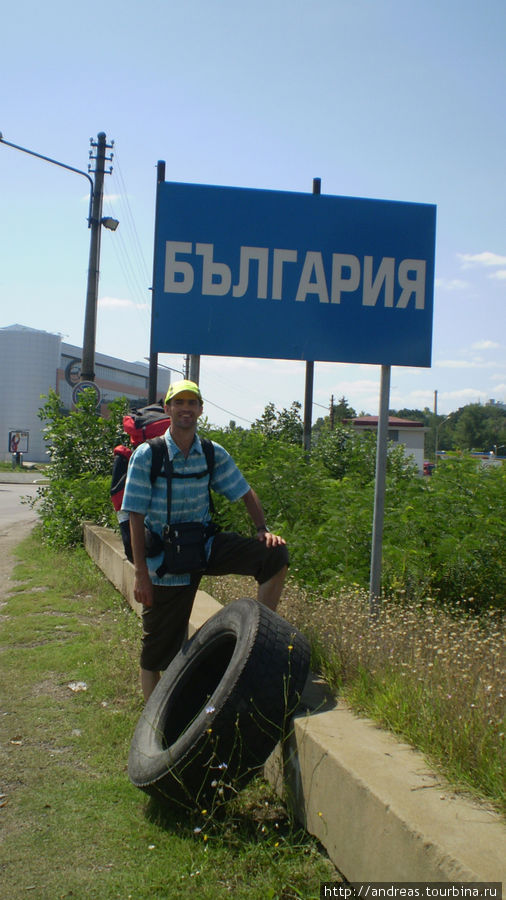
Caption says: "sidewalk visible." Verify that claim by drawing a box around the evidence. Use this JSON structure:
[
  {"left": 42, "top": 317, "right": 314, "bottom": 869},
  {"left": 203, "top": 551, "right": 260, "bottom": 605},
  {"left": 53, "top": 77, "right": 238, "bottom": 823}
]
[{"left": 0, "top": 470, "right": 48, "bottom": 484}]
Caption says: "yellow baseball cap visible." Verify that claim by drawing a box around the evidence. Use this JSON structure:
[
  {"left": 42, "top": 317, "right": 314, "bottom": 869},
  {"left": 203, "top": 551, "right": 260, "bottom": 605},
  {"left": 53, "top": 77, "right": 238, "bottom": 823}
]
[{"left": 165, "top": 379, "right": 203, "bottom": 404}]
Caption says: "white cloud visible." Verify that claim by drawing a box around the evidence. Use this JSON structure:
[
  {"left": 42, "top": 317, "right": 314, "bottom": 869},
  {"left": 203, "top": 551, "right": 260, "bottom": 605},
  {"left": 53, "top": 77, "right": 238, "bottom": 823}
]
[
  {"left": 402, "top": 389, "right": 434, "bottom": 406},
  {"left": 436, "top": 357, "right": 502, "bottom": 369},
  {"left": 435, "top": 277, "right": 469, "bottom": 291},
  {"left": 204, "top": 356, "right": 305, "bottom": 376},
  {"left": 488, "top": 269, "right": 506, "bottom": 281},
  {"left": 439, "top": 388, "right": 488, "bottom": 404},
  {"left": 458, "top": 251, "right": 506, "bottom": 268},
  {"left": 341, "top": 379, "right": 380, "bottom": 394},
  {"left": 98, "top": 296, "right": 148, "bottom": 310},
  {"left": 471, "top": 340, "right": 500, "bottom": 351}
]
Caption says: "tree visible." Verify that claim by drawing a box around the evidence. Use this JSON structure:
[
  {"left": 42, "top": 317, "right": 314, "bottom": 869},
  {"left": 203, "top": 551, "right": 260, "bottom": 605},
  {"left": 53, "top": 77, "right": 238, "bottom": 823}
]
[
  {"left": 313, "top": 396, "right": 356, "bottom": 437},
  {"left": 453, "top": 403, "right": 506, "bottom": 452},
  {"left": 389, "top": 407, "right": 430, "bottom": 425},
  {"left": 33, "top": 388, "right": 129, "bottom": 546},
  {"left": 252, "top": 401, "right": 303, "bottom": 444},
  {"left": 332, "top": 396, "right": 356, "bottom": 424}
]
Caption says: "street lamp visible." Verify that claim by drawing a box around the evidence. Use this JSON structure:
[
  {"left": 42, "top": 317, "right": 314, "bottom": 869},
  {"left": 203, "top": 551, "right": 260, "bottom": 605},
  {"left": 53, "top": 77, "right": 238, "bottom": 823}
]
[
  {"left": 101, "top": 216, "right": 119, "bottom": 231},
  {"left": 0, "top": 130, "right": 117, "bottom": 383},
  {"left": 435, "top": 413, "right": 454, "bottom": 465}
]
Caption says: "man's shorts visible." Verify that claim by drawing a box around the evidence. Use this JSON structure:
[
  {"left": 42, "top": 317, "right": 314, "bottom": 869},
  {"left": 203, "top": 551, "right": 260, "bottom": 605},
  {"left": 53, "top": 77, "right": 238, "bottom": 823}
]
[{"left": 140, "top": 531, "right": 289, "bottom": 672}]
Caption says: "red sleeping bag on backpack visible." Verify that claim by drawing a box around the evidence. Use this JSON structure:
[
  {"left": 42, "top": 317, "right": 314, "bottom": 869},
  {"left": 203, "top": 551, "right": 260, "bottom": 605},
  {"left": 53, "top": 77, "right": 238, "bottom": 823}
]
[{"left": 110, "top": 404, "right": 171, "bottom": 513}]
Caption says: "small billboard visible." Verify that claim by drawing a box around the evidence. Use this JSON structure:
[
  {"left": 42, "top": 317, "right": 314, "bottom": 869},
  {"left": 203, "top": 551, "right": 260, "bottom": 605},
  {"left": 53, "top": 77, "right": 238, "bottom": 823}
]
[{"left": 8, "top": 431, "right": 29, "bottom": 453}]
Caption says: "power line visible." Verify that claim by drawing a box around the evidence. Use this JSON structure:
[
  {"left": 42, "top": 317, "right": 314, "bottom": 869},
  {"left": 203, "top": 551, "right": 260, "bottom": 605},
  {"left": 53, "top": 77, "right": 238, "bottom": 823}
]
[
  {"left": 201, "top": 395, "right": 252, "bottom": 424},
  {"left": 109, "top": 154, "right": 151, "bottom": 286}
]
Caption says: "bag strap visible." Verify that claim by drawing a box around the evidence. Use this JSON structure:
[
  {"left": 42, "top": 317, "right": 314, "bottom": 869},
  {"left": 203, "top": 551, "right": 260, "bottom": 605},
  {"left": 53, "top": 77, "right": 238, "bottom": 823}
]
[
  {"left": 147, "top": 436, "right": 215, "bottom": 524},
  {"left": 201, "top": 439, "right": 215, "bottom": 516},
  {"left": 149, "top": 435, "right": 166, "bottom": 484}
]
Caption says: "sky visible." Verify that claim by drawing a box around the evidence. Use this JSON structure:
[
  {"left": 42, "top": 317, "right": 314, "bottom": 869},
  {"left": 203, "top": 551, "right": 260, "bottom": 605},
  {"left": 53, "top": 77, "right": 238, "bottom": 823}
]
[{"left": 1, "top": 0, "right": 505, "bottom": 428}]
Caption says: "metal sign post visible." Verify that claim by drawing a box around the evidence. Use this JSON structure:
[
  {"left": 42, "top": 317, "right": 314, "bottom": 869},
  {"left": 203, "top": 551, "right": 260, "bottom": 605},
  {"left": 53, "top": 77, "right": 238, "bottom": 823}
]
[{"left": 369, "top": 365, "right": 391, "bottom": 612}]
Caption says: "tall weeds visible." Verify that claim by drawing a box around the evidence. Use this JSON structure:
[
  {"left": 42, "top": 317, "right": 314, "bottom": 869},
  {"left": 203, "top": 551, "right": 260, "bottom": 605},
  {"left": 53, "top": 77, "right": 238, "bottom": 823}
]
[{"left": 282, "top": 584, "right": 505, "bottom": 812}]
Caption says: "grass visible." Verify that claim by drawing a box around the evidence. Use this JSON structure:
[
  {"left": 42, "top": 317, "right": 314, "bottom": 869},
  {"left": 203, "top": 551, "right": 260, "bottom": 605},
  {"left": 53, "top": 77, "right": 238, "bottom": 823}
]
[
  {"left": 205, "top": 576, "right": 506, "bottom": 816},
  {"left": 0, "top": 532, "right": 338, "bottom": 900},
  {"left": 0, "top": 461, "right": 44, "bottom": 471}
]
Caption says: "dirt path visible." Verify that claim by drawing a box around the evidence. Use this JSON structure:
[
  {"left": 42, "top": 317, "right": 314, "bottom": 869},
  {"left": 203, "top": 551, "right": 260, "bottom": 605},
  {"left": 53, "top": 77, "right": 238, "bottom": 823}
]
[{"left": 0, "top": 519, "right": 37, "bottom": 604}]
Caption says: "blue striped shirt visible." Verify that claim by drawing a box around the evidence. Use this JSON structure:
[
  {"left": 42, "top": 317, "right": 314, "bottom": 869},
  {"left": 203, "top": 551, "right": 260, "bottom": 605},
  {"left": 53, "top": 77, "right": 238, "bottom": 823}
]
[{"left": 121, "top": 430, "right": 250, "bottom": 585}]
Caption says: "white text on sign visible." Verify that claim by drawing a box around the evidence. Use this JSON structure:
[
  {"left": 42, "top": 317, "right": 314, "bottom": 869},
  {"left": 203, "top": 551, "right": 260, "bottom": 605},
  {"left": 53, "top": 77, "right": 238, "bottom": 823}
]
[{"left": 164, "top": 242, "right": 427, "bottom": 309}]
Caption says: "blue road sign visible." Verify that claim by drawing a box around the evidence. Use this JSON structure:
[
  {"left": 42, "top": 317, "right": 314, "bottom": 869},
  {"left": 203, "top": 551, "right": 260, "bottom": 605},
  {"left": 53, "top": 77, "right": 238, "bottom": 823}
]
[
  {"left": 151, "top": 181, "right": 436, "bottom": 367},
  {"left": 72, "top": 381, "right": 101, "bottom": 407}
]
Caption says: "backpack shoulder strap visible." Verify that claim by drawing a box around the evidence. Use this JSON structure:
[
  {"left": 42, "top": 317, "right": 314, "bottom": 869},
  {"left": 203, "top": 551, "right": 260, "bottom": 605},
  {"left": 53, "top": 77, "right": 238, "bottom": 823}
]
[
  {"left": 201, "top": 438, "right": 215, "bottom": 478},
  {"left": 147, "top": 436, "right": 174, "bottom": 525},
  {"left": 148, "top": 436, "right": 169, "bottom": 484},
  {"left": 201, "top": 438, "right": 215, "bottom": 516},
  {"left": 147, "top": 435, "right": 215, "bottom": 521}
]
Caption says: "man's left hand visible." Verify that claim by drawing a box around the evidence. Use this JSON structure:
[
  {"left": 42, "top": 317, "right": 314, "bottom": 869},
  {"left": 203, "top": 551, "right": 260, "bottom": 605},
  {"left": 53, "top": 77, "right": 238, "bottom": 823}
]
[{"left": 257, "top": 529, "right": 286, "bottom": 547}]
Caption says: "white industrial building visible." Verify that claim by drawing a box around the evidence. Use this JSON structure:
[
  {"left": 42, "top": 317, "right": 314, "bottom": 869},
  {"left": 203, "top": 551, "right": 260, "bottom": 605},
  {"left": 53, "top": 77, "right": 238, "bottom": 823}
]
[
  {"left": 348, "top": 415, "right": 427, "bottom": 473},
  {"left": 1, "top": 324, "right": 172, "bottom": 463}
]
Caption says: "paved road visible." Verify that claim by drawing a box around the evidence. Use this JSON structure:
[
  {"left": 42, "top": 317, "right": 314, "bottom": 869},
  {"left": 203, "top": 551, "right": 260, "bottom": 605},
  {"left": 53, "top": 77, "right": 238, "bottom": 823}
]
[
  {"left": 0, "top": 483, "right": 41, "bottom": 600},
  {"left": 0, "top": 483, "right": 40, "bottom": 530}
]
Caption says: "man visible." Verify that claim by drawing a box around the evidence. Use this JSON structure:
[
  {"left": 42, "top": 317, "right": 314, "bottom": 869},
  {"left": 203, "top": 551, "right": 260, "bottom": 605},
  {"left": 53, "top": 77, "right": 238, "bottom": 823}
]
[{"left": 122, "top": 380, "right": 289, "bottom": 700}]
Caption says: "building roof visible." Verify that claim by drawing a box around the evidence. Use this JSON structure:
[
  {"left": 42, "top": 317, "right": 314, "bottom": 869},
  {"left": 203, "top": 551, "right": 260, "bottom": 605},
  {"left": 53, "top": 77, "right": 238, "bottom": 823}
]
[
  {"left": 347, "top": 416, "right": 425, "bottom": 428},
  {"left": 1, "top": 323, "right": 58, "bottom": 334}
]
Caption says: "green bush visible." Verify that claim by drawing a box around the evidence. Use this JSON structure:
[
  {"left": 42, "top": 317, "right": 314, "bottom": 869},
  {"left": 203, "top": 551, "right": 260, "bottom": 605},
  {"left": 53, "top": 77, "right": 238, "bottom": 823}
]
[
  {"left": 32, "top": 389, "right": 128, "bottom": 547},
  {"left": 32, "top": 393, "right": 505, "bottom": 610},
  {"left": 209, "top": 422, "right": 504, "bottom": 611}
]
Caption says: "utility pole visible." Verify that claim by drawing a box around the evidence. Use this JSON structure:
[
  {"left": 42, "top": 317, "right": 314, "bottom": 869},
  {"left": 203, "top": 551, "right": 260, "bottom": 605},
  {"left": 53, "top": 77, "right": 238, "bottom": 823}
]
[
  {"left": 81, "top": 132, "right": 113, "bottom": 382},
  {"left": 148, "top": 161, "right": 166, "bottom": 402},
  {"left": 188, "top": 355, "right": 200, "bottom": 384},
  {"left": 0, "top": 131, "right": 117, "bottom": 391},
  {"left": 183, "top": 353, "right": 200, "bottom": 383}
]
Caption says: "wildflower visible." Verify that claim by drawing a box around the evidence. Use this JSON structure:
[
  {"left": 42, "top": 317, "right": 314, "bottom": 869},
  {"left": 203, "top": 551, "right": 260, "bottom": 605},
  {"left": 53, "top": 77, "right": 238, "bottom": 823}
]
[
  {"left": 205, "top": 705, "right": 215, "bottom": 715},
  {"left": 193, "top": 827, "right": 202, "bottom": 834}
]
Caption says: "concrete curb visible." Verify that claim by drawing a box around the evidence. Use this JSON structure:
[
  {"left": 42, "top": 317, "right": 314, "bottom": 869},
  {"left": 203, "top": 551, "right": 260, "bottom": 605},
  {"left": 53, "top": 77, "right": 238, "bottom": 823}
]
[
  {"left": 0, "top": 471, "right": 49, "bottom": 484},
  {"left": 83, "top": 523, "right": 506, "bottom": 885}
]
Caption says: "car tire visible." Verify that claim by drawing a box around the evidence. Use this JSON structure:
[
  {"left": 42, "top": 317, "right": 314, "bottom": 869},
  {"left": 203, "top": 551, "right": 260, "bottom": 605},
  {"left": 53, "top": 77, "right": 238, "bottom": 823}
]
[{"left": 128, "top": 597, "right": 310, "bottom": 808}]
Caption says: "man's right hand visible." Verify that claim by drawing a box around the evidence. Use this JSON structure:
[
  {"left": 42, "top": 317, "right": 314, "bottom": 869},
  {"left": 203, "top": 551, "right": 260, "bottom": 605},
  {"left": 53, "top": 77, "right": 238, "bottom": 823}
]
[{"left": 134, "top": 567, "right": 154, "bottom": 608}]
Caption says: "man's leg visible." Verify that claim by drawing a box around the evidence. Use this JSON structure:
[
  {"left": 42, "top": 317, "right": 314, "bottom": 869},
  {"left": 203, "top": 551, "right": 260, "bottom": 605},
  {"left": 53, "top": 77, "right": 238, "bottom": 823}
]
[
  {"left": 140, "top": 579, "right": 200, "bottom": 702},
  {"left": 141, "top": 668, "right": 160, "bottom": 702},
  {"left": 206, "top": 533, "right": 289, "bottom": 610},
  {"left": 257, "top": 564, "right": 288, "bottom": 611}
]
